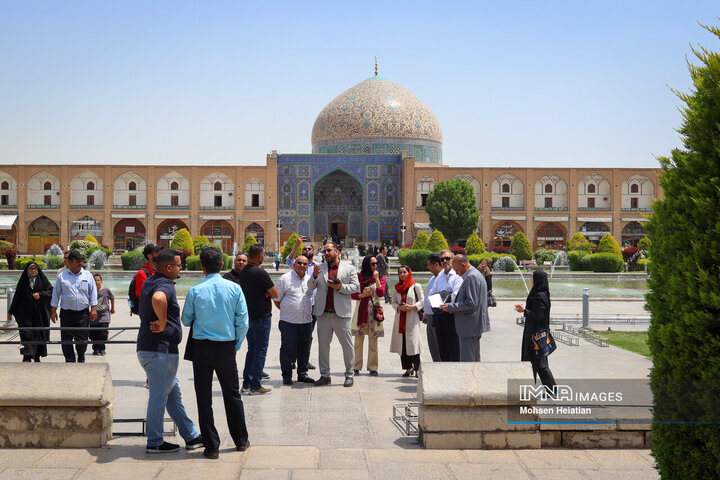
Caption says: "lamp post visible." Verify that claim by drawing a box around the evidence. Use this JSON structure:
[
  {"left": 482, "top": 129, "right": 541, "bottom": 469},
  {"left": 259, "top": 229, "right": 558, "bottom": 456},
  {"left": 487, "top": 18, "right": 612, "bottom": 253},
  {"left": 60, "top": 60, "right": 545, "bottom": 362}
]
[
  {"left": 276, "top": 223, "right": 281, "bottom": 253},
  {"left": 400, "top": 206, "right": 406, "bottom": 247}
]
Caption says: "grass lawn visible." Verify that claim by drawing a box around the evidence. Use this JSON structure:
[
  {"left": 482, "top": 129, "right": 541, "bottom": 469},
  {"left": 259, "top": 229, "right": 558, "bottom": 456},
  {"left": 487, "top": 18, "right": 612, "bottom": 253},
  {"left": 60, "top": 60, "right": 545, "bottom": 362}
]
[{"left": 594, "top": 330, "right": 651, "bottom": 357}]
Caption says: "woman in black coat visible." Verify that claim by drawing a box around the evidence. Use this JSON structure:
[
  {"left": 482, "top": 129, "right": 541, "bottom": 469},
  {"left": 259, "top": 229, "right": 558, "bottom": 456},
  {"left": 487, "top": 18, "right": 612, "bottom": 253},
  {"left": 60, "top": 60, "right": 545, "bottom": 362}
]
[
  {"left": 515, "top": 270, "right": 556, "bottom": 387},
  {"left": 7, "top": 261, "right": 53, "bottom": 362}
]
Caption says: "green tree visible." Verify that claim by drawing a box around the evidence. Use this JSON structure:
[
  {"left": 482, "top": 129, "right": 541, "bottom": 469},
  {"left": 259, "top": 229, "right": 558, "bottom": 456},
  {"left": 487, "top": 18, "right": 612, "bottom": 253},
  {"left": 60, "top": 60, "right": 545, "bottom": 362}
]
[
  {"left": 193, "top": 235, "right": 209, "bottom": 254},
  {"left": 83, "top": 234, "right": 100, "bottom": 244},
  {"left": 424, "top": 179, "right": 480, "bottom": 243},
  {"left": 645, "top": 24, "right": 720, "bottom": 480},
  {"left": 566, "top": 233, "right": 589, "bottom": 251},
  {"left": 637, "top": 236, "right": 652, "bottom": 253},
  {"left": 596, "top": 233, "right": 622, "bottom": 259},
  {"left": 170, "top": 228, "right": 194, "bottom": 253},
  {"left": 465, "top": 231, "right": 485, "bottom": 255},
  {"left": 412, "top": 231, "right": 429, "bottom": 250},
  {"left": 509, "top": 232, "right": 532, "bottom": 261},
  {"left": 282, "top": 232, "right": 303, "bottom": 262},
  {"left": 427, "top": 230, "right": 449, "bottom": 252},
  {"left": 242, "top": 234, "right": 258, "bottom": 253}
]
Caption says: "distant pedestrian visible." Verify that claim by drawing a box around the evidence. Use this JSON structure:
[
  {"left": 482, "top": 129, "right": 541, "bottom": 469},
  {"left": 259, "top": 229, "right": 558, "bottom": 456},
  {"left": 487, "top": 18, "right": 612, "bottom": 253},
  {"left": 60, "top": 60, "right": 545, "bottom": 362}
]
[
  {"left": 515, "top": 270, "right": 556, "bottom": 388},
  {"left": 375, "top": 246, "right": 390, "bottom": 304},
  {"left": 478, "top": 258, "right": 495, "bottom": 306},
  {"left": 182, "top": 247, "right": 250, "bottom": 459},
  {"left": 51, "top": 250, "right": 97, "bottom": 363},
  {"left": 390, "top": 266, "right": 424, "bottom": 377},
  {"left": 274, "top": 252, "right": 281, "bottom": 271},
  {"left": 91, "top": 274, "right": 114, "bottom": 356},
  {"left": 351, "top": 256, "right": 385, "bottom": 376},
  {"left": 137, "top": 248, "right": 202, "bottom": 453},
  {"left": 8, "top": 262, "right": 52, "bottom": 362}
]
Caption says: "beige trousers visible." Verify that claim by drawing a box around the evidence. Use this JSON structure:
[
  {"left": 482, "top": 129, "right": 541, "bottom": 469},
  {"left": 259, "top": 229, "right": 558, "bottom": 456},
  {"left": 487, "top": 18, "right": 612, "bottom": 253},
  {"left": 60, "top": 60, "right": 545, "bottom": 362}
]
[{"left": 353, "top": 335, "right": 378, "bottom": 371}]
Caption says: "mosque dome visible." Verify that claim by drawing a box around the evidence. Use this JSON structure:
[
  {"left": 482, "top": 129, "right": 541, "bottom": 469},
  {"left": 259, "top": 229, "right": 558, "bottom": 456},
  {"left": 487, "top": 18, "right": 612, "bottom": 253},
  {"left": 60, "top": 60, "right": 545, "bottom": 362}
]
[{"left": 311, "top": 75, "right": 443, "bottom": 163}]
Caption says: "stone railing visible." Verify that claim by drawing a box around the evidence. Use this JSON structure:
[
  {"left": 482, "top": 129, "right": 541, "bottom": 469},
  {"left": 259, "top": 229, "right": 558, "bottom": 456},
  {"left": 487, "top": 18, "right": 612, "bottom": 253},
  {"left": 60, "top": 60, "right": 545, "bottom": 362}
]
[{"left": 0, "top": 363, "right": 113, "bottom": 447}]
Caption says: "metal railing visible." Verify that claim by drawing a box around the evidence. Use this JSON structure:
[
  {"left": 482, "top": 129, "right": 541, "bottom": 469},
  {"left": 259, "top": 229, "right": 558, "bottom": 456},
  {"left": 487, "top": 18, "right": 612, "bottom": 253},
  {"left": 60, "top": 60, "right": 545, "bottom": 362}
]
[
  {"left": 156, "top": 205, "right": 190, "bottom": 210},
  {"left": 70, "top": 204, "right": 104, "bottom": 209},
  {"left": 621, "top": 208, "right": 653, "bottom": 212},
  {"left": 27, "top": 204, "right": 60, "bottom": 209},
  {"left": 199, "top": 205, "right": 234, "bottom": 210},
  {"left": 534, "top": 207, "right": 568, "bottom": 211},
  {"left": 113, "top": 204, "right": 147, "bottom": 209},
  {"left": 392, "top": 402, "right": 420, "bottom": 436},
  {"left": 0, "top": 204, "right": 17, "bottom": 209},
  {"left": 244, "top": 206, "right": 264, "bottom": 210},
  {"left": 0, "top": 325, "right": 140, "bottom": 346},
  {"left": 577, "top": 207, "right": 611, "bottom": 211},
  {"left": 491, "top": 206, "right": 525, "bottom": 211}
]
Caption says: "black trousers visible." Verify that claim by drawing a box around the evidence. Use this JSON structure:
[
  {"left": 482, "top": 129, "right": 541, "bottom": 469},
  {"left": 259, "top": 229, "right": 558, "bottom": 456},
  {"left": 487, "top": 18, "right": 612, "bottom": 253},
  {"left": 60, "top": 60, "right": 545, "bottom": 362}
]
[
  {"left": 434, "top": 312, "right": 460, "bottom": 362},
  {"left": 60, "top": 308, "right": 89, "bottom": 362},
  {"left": 279, "top": 320, "right": 312, "bottom": 379},
  {"left": 532, "top": 357, "right": 557, "bottom": 387},
  {"left": 90, "top": 322, "right": 109, "bottom": 352},
  {"left": 400, "top": 334, "right": 420, "bottom": 371},
  {"left": 191, "top": 339, "right": 249, "bottom": 452}
]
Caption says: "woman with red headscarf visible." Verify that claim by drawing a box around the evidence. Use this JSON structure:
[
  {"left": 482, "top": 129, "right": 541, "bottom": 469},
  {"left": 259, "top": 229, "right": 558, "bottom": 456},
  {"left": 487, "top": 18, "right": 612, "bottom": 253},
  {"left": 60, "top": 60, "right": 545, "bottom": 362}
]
[
  {"left": 351, "top": 255, "right": 386, "bottom": 376},
  {"left": 390, "top": 266, "right": 425, "bottom": 377}
]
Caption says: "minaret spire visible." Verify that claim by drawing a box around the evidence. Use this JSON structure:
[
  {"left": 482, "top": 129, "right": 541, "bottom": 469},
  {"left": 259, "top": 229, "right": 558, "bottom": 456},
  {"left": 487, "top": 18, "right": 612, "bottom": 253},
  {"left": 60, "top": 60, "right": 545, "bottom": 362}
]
[{"left": 374, "top": 56, "right": 378, "bottom": 76}]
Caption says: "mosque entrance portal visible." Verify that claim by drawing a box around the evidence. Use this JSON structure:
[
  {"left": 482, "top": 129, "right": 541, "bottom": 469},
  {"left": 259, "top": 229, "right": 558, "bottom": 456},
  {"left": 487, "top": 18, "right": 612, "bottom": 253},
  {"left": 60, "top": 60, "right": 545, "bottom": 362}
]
[{"left": 314, "top": 170, "right": 363, "bottom": 244}]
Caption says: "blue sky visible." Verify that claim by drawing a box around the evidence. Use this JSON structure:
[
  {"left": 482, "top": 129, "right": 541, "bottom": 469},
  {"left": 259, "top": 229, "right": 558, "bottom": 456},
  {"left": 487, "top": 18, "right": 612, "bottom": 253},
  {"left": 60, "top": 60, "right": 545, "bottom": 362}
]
[{"left": 0, "top": 1, "right": 717, "bottom": 168}]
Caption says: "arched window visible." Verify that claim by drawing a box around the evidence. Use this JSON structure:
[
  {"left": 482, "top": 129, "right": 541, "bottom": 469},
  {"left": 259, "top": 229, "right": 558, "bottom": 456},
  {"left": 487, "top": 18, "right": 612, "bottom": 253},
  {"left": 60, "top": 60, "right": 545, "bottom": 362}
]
[
  {"left": 544, "top": 184, "right": 553, "bottom": 194},
  {"left": 588, "top": 184, "right": 596, "bottom": 194},
  {"left": 214, "top": 181, "right": 222, "bottom": 191},
  {"left": 1, "top": 181, "right": 8, "bottom": 190},
  {"left": 170, "top": 182, "right": 179, "bottom": 191},
  {"left": 502, "top": 183, "right": 510, "bottom": 193},
  {"left": 630, "top": 184, "right": 639, "bottom": 193},
  {"left": 129, "top": 181, "right": 137, "bottom": 191},
  {"left": 86, "top": 181, "right": 95, "bottom": 190},
  {"left": 43, "top": 181, "right": 52, "bottom": 190}
]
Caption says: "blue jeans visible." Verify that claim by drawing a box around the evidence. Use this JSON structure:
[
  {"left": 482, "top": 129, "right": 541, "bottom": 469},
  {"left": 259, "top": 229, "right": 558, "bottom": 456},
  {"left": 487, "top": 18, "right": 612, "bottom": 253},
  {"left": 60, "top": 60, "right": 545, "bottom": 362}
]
[
  {"left": 137, "top": 351, "right": 199, "bottom": 447},
  {"left": 242, "top": 314, "right": 272, "bottom": 390}
]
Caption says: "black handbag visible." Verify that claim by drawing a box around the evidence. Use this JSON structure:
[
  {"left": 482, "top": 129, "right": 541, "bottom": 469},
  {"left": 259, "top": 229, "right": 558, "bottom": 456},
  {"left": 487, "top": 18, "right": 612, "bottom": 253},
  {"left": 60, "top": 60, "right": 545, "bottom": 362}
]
[
  {"left": 183, "top": 323, "right": 195, "bottom": 361},
  {"left": 487, "top": 292, "right": 497, "bottom": 308}
]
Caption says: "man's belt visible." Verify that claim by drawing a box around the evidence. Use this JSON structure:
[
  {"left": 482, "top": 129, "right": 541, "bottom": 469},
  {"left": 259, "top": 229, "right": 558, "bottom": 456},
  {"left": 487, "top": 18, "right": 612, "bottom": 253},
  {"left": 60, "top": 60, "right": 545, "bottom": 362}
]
[{"left": 324, "top": 309, "right": 335, "bottom": 314}]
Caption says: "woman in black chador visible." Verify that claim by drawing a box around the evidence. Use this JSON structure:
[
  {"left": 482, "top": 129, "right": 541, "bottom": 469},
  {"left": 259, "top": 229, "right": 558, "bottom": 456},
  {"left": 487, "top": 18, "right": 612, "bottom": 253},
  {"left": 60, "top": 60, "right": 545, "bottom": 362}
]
[
  {"left": 515, "top": 270, "right": 556, "bottom": 387},
  {"left": 7, "top": 262, "right": 53, "bottom": 362}
]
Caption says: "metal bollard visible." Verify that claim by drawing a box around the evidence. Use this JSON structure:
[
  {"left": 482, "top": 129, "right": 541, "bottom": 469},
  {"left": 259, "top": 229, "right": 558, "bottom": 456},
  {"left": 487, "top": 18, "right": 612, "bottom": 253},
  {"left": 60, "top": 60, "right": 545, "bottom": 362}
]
[
  {"left": 582, "top": 288, "right": 590, "bottom": 330},
  {"left": 6, "top": 287, "right": 14, "bottom": 324}
]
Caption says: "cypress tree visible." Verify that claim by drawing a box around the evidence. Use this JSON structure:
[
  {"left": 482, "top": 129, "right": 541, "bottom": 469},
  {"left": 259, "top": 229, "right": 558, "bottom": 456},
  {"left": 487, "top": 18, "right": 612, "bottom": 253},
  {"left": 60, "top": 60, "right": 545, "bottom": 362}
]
[
  {"left": 427, "top": 230, "right": 449, "bottom": 252},
  {"left": 509, "top": 232, "right": 532, "bottom": 261},
  {"left": 596, "top": 233, "right": 622, "bottom": 259},
  {"left": 170, "top": 228, "right": 194, "bottom": 253},
  {"left": 465, "top": 231, "right": 486, "bottom": 255},
  {"left": 242, "top": 234, "right": 258, "bottom": 253},
  {"left": 646, "top": 24, "right": 720, "bottom": 479},
  {"left": 412, "top": 231, "right": 430, "bottom": 250}
]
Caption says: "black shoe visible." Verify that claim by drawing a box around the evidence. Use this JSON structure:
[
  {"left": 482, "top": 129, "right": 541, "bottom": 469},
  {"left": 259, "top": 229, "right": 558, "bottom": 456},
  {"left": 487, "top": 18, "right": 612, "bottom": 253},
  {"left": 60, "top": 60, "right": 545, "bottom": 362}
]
[
  {"left": 353, "top": 369, "right": 360, "bottom": 376},
  {"left": 314, "top": 376, "right": 331, "bottom": 386},
  {"left": 308, "top": 362, "right": 316, "bottom": 370},
  {"left": 344, "top": 376, "right": 354, "bottom": 387},
  {"left": 146, "top": 441, "right": 180, "bottom": 454},
  {"left": 262, "top": 371, "right": 270, "bottom": 379},
  {"left": 236, "top": 440, "right": 250, "bottom": 452},
  {"left": 297, "top": 375, "right": 315, "bottom": 383},
  {"left": 369, "top": 370, "right": 378, "bottom": 376},
  {"left": 22, "top": 357, "right": 31, "bottom": 362},
  {"left": 283, "top": 378, "right": 293, "bottom": 386},
  {"left": 185, "top": 435, "right": 204, "bottom": 450},
  {"left": 203, "top": 449, "right": 219, "bottom": 459},
  {"left": 403, "top": 370, "right": 412, "bottom": 377},
  {"left": 77, "top": 357, "right": 85, "bottom": 363},
  {"left": 92, "top": 351, "right": 100, "bottom": 356}
]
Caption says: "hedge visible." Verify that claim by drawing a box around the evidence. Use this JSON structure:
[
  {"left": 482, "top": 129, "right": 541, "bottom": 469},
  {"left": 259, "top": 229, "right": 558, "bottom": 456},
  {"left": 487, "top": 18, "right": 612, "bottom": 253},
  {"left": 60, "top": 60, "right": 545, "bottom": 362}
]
[
  {"left": 534, "top": 248, "right": 558, "bottom": 265},
  {"left": 567, "top": 250, "right": 590, "bottom": 271},
  {"left": 83, "top": 234, "right": 100, "bottom": 244},
  {"left": 588, "top": 253, "right": 624, "bottom": 272},
  {"left": 636, "top": 258, "right": 650, "bottom": 271},
  {"left": 195, "top": 242, "right": 222, "bottom": 255},
  {"left": 193, "top": 235, "right": 210, "bottom": 254},
  {"left": 186, "top": 252, "right": 231, "bottom": 271},
  {"left": 400, "top": 249, "right": 432, "bottom": 271},
  {"left": 121, "top": 251, "right": 145, "bottom": 270},
  {"left": 566, "top": 232, "right": 590, "bottom": 251},
  {"left": 16, "top": 257, "right": 47, "bottom": 270},
  {"left": 468, "top": 253, "right": 517, "bottom": 271},
  {"left": 43, "top": 255, "right": 64, "bottom": 269},
  {"left": 397, "top": 248, "right": 410, "bottom": 266}
]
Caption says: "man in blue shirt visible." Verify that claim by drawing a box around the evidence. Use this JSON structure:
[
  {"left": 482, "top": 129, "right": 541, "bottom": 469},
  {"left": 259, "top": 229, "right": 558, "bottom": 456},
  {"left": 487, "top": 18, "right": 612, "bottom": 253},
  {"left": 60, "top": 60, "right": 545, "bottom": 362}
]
[
  {"left": 50, "top": 249, "right": 97, "bottom": 363},
  {"left": 137, "top": 249, "right": 202, "bottom": 454},
  {"left": 182, "top": 247, "right": 250, "bottom": 459}
]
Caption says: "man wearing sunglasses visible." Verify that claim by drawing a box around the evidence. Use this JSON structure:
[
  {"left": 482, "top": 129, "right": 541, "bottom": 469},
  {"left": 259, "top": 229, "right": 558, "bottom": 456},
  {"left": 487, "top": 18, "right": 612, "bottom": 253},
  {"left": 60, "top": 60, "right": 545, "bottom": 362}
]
[
  {"left": 286, "top": 237, "right": 319, "bottom": 370},
  {"left": 430, "top": 249, "right": 463, "bottom": 361},
  {"left": 307, "top": 242, "right": 360, "bottom": 387}
]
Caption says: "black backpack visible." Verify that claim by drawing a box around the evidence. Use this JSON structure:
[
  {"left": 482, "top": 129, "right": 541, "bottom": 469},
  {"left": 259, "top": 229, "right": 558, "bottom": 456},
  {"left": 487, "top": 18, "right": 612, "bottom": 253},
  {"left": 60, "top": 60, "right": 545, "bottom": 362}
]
[{"left": 128, "top": 266, "right": 152, "bottom": 316}]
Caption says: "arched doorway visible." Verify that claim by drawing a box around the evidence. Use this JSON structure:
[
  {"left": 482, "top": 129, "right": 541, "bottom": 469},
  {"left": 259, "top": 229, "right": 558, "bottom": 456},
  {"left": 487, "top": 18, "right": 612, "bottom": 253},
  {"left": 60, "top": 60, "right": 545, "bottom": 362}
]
[
  {"left": 579, "top": 221, "right": 611, "bottom": 245},
  {"left": 114, "top": 219, "right": 146, "bottom": 252},
  {"left": 157, "top": 219, "right": 189, "bottom": 248},
  {"left": 313, "top": 169, "right": 363, "bottom": 244},
  {"left": 0, "top": 223, "right": 18, "bottom": 247},
  {"left": 492, "top": 221, "right": 523, "bottom": 247},
  {"left": 621, "top": 221, "right": 648, "bottom": 247},
  {"left": 201, "top": 220, "right": 234, "bottom": 253},
  {"left": 535, "top": 222, "right": 566, "bottom": 249},
  {"left": 245, "top": 222, "right": 264, "bottom": 247},
  {"left": 28, "top": 216, "right": 59, "bottom": 254},
  {"left": 71, "top": 216, "right": 103, "bottom": 244}
]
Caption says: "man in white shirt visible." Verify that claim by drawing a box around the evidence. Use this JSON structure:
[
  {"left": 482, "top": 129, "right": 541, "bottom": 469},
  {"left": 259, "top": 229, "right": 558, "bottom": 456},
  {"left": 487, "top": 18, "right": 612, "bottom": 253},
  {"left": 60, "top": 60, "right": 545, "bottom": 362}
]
[
  {"left": 274, "top": 255, "right": 315, "bottom": 385},
  {"left": 423, "top": 253, "right": 443, "bottom": 361},
  {"left": 430, "top": 249, "right": 463, "bottom": 361}
]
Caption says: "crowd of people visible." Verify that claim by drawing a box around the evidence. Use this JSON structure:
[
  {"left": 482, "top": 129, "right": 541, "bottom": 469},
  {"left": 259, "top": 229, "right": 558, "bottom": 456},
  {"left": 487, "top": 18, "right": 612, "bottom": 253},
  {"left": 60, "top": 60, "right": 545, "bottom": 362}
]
[{"left": 7, "top": 239, "right": 556, "bottom": 459}]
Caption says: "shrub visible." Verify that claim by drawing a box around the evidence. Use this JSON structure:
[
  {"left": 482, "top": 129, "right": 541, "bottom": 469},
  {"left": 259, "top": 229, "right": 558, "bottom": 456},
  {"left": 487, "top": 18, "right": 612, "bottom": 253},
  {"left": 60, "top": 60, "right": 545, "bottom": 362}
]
[
  {"left": 185, "top": 255, "right": 201, "bottom": 271},
  {"left": 622, "top": 246, "right": 642, "bottom": 271},
  {"left": 534, "top": 248, "right": 558, "bottom": 265},
  {"left": 0, "top": 240, "right": 14, "bottom": 256},
  {"left": 636, "top": 258, "right": 650, "bottom": 271},
  {"left": 588, "top": 253, "right": 624, "bottom": 272},
  {"left": 404, "top": 249, "right": 432, "bottom": 271},
  {"left": 193, "top": 235, "right": 210, "bottom": 254},
  {"left": 596, "top": 234, "right": 622, "bottom": 258},
  {"left": 509, "top": 232, "right": 532, "bottom": 261},
  {"left": 45, "top": 244, "right": 64, "bottom": 256},
  {"left": 43, "top": 242, "right": 63, "bottom": 253},
  {"left": 195, "top": 242, "right": 222, "bottom": 255},
  {"left": 16, "top": 256, "right": 47, "bottom": 270},
  {"left": 242, "top": 234, "right": 258, "bottom": 253},
  {"left": 282, "top": 233, "right": 302, "bottom": 262},
  {"left": 170, "top": 228, "right": 194, "bottom": 253},
  {"left": 637, "top": 236, "right": 651, "bottom": 253},
  {"left": 449, "top": 246, "right": 466, "bottom": 255},
  {"left": 412, "top": 231, "right": 429, "bottom": 250},
  {"left": 567, "top": 250, "right": 590, "bottom": 271},
  {"left": 87, "top": 250, "right": 107, "bottom": 270},
  {"left": 468, "top": 253, "right": 517, "bottom": 271},
  {"left": 83, "top": 234, "right": 100, "bottom": 244},
  {"left": 70, "top": 239, "right": 96, "bottom": 251},
  {"left": 465, "top": 232, "right": 485, "bottom": 255},
  {"left": 427, "top": 230, "right": 449, "bottom": 252},
  {"left": 43, "top": 255, "right": 64, "bottom": 269},
  {"left": 579, "top": 255, "right": 592, "bottom": 271},
  {"left": 566, "top": 233, "right": 590, "bottom": 251},
  {"left": 223, "top": 253, "right": 231, "bottom": 270},
  {"left": 490, "top": 246, "right": 510, "bottom": 254},
  {"left": 397, "top": 248, "right": 411, "bottom": 266},
  {"left": 121, "top": 251, "right": 145, "bottom": 270},
  {"left": 4, "top": 249, "right": 17, "bottom": 269}
]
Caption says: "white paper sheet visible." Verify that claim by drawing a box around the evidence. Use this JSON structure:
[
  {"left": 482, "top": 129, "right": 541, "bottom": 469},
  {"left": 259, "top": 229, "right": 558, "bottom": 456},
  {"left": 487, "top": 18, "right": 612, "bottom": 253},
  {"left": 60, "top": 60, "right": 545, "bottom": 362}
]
[{"left": 428, "top": 293, "right": 444, "bottom": 309}]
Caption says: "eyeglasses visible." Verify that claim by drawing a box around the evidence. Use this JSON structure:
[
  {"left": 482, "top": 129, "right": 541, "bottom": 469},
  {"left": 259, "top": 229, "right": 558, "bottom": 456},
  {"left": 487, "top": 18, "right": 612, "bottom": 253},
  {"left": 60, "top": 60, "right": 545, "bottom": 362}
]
[
  {"left": 302, "top": 247, "right": 313, "bottom": 251},
  {"left": 370, "top": 262, "right": 378, "bottom": 266},
  {"left": 295, "top": 261, "right": 308, "bottom": 266},
  {"left": 324, "top": 249, "right": 334, "bottom": 253},
  {"left": 441, "top": 256, "right": 452, "bottom": 261}
]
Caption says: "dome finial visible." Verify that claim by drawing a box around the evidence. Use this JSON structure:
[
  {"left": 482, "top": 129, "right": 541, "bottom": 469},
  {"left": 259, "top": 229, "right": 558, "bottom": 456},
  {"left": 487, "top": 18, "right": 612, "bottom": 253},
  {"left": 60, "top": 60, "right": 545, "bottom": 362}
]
[{"left": 374, "top": 56, "right": 378, "bottom": 76}]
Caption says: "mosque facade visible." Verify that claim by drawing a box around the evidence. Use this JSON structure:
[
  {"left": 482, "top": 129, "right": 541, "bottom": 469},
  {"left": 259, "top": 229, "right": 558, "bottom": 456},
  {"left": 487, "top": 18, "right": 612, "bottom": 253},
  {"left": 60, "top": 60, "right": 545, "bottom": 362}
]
[{"left": 0, "top": 74, "right": 660, "bottom": 254}]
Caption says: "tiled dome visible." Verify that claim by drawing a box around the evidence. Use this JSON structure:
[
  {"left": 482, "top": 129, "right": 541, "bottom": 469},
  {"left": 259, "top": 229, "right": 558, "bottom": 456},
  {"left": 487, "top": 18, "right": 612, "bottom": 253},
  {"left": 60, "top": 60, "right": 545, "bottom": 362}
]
[{"left": 311, "top": 76, "right": 443, "bottom": 146}]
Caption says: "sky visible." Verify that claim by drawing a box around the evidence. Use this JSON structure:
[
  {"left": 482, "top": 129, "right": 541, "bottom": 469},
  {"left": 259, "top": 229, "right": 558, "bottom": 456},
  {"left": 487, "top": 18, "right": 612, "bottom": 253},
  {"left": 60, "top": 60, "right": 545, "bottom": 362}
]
[{"left": 0, "top": 1, "right": 718, "bottom": 169}]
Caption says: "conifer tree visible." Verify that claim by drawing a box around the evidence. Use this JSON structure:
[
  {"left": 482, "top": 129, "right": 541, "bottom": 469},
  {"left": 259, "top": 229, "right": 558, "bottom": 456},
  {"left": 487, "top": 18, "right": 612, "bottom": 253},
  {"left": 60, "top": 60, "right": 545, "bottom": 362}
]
[
  {"left": 465, "top": 231, "right": 485, "bottom": 255},
  {"left": 509, "top": 232, "right": 532, "bottom": 261},
  {"left": 170, "top": 228, "right": 194, "bottom": 253},
  {"left": 411, "top": 231, "right": 429, "bottom": 250},
  {"left": 427, "top": 230, "right": 449, "bottom": 252},
  {"left": 596, "top": 233, "right": 622, "bottom": 258}
]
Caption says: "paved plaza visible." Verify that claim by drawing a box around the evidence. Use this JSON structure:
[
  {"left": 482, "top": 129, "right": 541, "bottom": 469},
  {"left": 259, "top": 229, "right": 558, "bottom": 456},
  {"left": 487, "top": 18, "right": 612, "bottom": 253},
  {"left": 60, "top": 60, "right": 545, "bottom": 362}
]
[{"left": 0, "top": 297, "right": 658, "bottom": 479}]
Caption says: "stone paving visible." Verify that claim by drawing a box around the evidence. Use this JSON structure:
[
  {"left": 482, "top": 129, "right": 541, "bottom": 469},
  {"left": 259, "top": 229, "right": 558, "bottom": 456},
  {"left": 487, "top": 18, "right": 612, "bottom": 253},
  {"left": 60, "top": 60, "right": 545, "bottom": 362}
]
[{"left": 0, "top": 297, "right": 658, "bottom": 479}]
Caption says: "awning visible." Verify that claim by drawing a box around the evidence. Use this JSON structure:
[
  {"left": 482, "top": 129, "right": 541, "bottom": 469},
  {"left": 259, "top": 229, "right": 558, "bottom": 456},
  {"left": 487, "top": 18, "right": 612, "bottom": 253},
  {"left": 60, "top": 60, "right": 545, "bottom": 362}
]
[
  {"left": 491, "top": 215, "right": 526, "bottom": 221},
  {"left": 199, "top": 215, "right": 234, "bottom": 220},
  {"left": 621, "top": 218, "right": 649, "bottom": 223},
  {"left": 534, "top": 216, "right": 569, "bottom": 222},
  {"left": 577, "top": 217, "right": 612, "bottom": 223},
  {"left": 413, "top": 222, "right": 430, "bottom": 229},
  {"left": 0, "top": 214, "right": 17, "bottom": 230}
]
